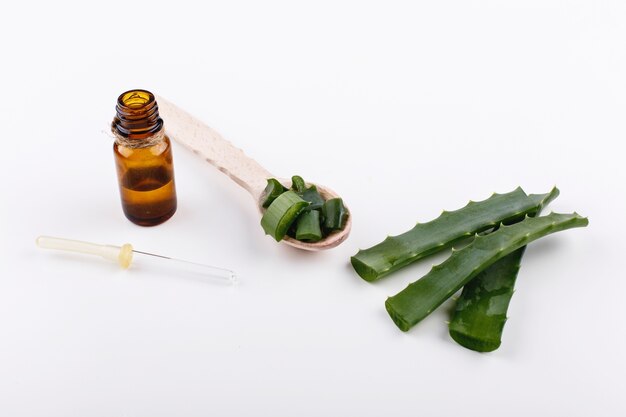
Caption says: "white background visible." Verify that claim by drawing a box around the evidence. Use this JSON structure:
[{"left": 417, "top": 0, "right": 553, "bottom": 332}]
[{"left": 1, "top": 1, "right": 624, "bottom": 416}]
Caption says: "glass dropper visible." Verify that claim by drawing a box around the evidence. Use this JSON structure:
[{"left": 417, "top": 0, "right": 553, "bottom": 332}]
[{"left": 36, "top": 236, "right": 237, "bottom": 284}]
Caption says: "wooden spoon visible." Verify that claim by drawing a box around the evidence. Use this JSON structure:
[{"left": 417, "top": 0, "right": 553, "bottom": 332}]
[{"left": 156, "top": 95, "right": 351, "bottom": 251}]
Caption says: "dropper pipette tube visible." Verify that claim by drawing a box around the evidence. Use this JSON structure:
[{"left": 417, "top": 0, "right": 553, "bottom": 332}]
[{"left": 36, "top": 236, "right": 237, "bottom": 284}]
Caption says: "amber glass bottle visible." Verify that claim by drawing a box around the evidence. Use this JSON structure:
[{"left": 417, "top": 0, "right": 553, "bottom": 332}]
[{"left": 111, "top": 89, "right": 177, "bottom": 226}]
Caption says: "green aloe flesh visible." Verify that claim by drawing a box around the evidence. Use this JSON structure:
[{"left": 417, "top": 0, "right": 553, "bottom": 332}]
[
  {"left": 260, "top": 176, "right": 347, "bottom": 243},
  {"left": 291, "top": 175, "right": 306, "bottom": 193},
  {"left": 299, "top": 185, "right": 325, "bottom": 212},
  {"left": 260, "top": 191, "right": 309, "bottom": 241},
  {"left": 351, "top": 187, "right": 554, "bottom": 282},
  {"left": 322, "top": 198, "right": 348, "bottom": 231},
  {"left": 385, "top": 212, "right": 588, "bottom": 332},
  {"left": 261, "top": 179, "right": 286, "bottom": 208},
  {"left": 448, "top": 247, "right": 526, "bottom": 351},
  {"left": 448, "top": 187, "right": 560, "bottom": 352},
  {"left": 296, "top": 210, "right": 323, "bottom": 242}
]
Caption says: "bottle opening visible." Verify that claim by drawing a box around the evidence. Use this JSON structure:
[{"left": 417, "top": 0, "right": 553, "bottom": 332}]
[
  {"left": 119, "top": 90, "right": 154, "bottom": 110},
  {"left": 112, "top": 89, "right": 163, "bottom": 140}
]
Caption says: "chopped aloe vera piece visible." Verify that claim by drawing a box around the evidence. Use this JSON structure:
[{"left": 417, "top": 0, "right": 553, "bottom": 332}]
[
  {"left": 448, "top": 187, "right": 560, "bottom": 352},
  {"left": 351, "top": 187, "right": 551, "bottom": 282},
  {"left": 385, "top": 212, "right": 588, "bottom": 332},
  {"left": 261, "top": 178, "right": 286, "bottom": 208},
  {"left": 291, "top": 175, "right": 306, "bottom": 193},
  {"left": 261, "top": 174, "right": 347, "bottom": 244},
  {"left": 261, "top": 191, "right": 309, "bottom": 242},
  {"left": 322, "top": 198, "right": 347, "bottom": 231},
  {"left": 295, "top": 210, "right": 323, "bottom": 242},
  {"left": 299, "top": 185, "right": 325, "bottom": 211}
]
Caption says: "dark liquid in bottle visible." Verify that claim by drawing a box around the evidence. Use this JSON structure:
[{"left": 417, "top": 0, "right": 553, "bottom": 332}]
[{"left": 114, "top": 139, "right": 177, "bottom": 226}]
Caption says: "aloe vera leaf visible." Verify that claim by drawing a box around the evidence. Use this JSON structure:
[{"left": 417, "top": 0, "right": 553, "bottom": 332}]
[
  {"left": 448, "top": 248, "right": 525, "bottom": 351},
  {"left": 261, "top": 178, "right": 287, "bottom": 208},
  {"left": 448, "top": 188, "right": 560, "bottom": 352},
  {"left": 322, "top": 198, "right": 348, "bottom": 231},
  {"left": 261, "top": 191, "right": 309, "bottom": 241},
  {"left": 385, "top": 212, "right": 588, "bottom": 332},
  {"left": 351, "top": 187, "right": 552, "bottom": 282},
  {"left": 296, "top": 210, "right": 323, "bottom": 242},
  {"left": 299, "top": 185, "right": 325, "bottom": 212},
  {"left": 291, "top": 175, "right": 306, "bottom": 193}
]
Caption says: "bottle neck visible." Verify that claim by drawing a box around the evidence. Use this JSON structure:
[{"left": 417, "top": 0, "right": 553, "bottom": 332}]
[{"left": 111, "top": 89, "right": 164, "bottom": 147}]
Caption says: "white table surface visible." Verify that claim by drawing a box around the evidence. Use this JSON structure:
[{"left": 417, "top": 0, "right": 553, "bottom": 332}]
[{"left": 1, "top": 1, "right": 624, "bottom": 416}]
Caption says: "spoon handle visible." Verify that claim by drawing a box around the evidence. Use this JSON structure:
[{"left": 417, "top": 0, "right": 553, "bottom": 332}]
[{"left": 156, "top": 95, "right": 272, "bottom": 199}]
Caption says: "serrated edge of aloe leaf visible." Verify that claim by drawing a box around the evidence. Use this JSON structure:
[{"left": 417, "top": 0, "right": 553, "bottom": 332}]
[
  {"left": 527, "top": 187, "right": 560, "bottom": 216},
  {"left": 351, "top": 187, "right": 547, "bottom": 282},
  {"left": 385, "top": 212, "right": 588, "bottom": 332},
  {"left": 448, "top": 187, "right": 560, "bottom": 351}
]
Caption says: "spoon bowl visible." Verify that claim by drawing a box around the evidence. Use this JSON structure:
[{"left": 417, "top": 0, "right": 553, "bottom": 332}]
[
  {"left": 156, "top": 95, "right": 351, "bottom": 251},
  {"left": 267, "top": 180, "right": 352, "bottom": 251}
]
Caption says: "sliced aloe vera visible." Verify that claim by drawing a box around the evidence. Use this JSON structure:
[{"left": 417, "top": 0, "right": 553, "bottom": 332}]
[
  {"left": 299, "top": 185, "right": 325, "bottom": 212},
  {"left": 261, "top": 178, "right": 286, "bottom": 208},
  {"left": 385, "top": 212, "right": 588, "bottom": 332},
  {"left": 322, "top": 198, "right": 347, "bottom": 231},
  {"left": 291, "top": 175, "right": 306, "bottom": 193},
  {"left": 448, "top": 187, "right": 560, "bottom": 352},
  {"left": 261, "top": 191, "right": 309, "bottom": 242},
  {"left": 295, "top": 210, "right": 322, "bottom": 242},
  {"left": 260, "top": 175, "right": 348, "bottom": 244},
  {"left": 351, "top": 188, "right": 552, "bottom": 282}
]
